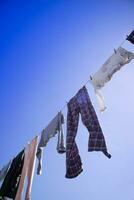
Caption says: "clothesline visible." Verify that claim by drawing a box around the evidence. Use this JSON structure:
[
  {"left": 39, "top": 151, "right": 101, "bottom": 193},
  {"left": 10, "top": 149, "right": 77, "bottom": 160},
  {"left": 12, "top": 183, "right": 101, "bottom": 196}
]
[
  {"left": 59, "top": 39, "right": 126, "bottom": 113},
  {"left": 36, "top": 31, "right": 134, "bottom": 177},
  {"left": 59, "top": 37, "right": 134, "bottom": 115},
  {"left": 37, "top": 78, "right": 91, "bottom": 140},
  {"left": 37, "top": 38, "right": 127, "bottom": 138},
  {"left": 4, "top": 37, "right": 129, "bottom": 158},
  {"left": 1, "top": 29, "right": 134, "bottom": 199},
  {"left": 0, "top": 31, "right": 132, "bottom": 167},
  {"left": 118, "top": 39, "right": 126, "bottom": 48},
  {"left": 27, "top": 35, "right": 134, "bottom": 174},
  {"left": 60, "top": 79, "right": 91, "bottom": 112}
]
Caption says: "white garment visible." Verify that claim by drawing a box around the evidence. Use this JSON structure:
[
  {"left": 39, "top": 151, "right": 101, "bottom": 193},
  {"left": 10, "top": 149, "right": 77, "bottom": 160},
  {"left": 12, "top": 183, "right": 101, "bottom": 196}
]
[{"left": 90, "top": 47, "right": 134, "bottom": 111}]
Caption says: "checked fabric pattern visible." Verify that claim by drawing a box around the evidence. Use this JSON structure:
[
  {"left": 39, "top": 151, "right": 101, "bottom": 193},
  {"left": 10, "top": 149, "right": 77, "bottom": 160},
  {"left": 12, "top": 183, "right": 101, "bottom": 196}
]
[{"left": 66, "top": 86, "right": 111, "bottom": 179}]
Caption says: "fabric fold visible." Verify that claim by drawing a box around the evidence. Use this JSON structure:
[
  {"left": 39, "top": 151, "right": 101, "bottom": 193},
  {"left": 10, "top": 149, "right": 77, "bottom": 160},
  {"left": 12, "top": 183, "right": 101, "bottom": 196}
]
[
  {"left": 90, "top": 47, "right": 134, "bottom": 111},
  {"left": 126, "top": 30, "right": 134, "bottom": 44},
  {"left": 0, "top": 161, "right": 12, "bottom": 183},
  {"left": 95, "top": 89, "right": 106, "bottom": 112},
  {"left": 0, "top": 150, "right": 24, "bottom": 199},
  {"left": 15, "top": 136, "right": 38, "bottom": 200},
  {"left": 36, "top": 112, "right": 65, "bottom": 175},
  {"left": 57, "top": 114, "right": 66, "bottom": 154},
  {"left": 66, "top": 86, "right": 111, "bottom": 179}
]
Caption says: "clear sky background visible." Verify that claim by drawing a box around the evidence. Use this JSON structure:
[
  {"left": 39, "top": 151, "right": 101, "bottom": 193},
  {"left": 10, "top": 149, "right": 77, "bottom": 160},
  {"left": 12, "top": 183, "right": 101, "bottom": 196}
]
[{"left": 0, "top": 0, "right": 134, "bottom": 199}]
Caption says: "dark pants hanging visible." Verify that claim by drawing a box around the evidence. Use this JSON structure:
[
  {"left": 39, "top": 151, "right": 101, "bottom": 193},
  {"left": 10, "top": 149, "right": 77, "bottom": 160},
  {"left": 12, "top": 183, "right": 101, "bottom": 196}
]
[
  {"left": 0, "top": 150, "right": 24, "bottom": 199},
  {"left": 66, "top": 86, "right": 111, "bottom": 179}
]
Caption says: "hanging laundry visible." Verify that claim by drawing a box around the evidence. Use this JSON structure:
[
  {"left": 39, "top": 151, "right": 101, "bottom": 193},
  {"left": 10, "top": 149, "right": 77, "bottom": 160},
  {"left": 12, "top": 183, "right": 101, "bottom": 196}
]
[
  {"left": 65, "top": 86, "right": 111, "bottom": 179},
  {"left": 57, "top": 114, "right": 66, "bottom": 154},
  {"left": 90, "top": 47, "right": 134, "bottom": 111},
  {"left": 0, "top": 161, "right": 12, "bottom": 182},
  {"left": 37, "top": 111, "right": 65, "bottom": 175},
  {"left": 0, "top": 150, "right": 24, "bottom": 199},
  {"left": 15, "top": 136, "right": 38, "bottom": 200},
  {"left": 126, "top": 30, "right": 134, "bottom": 44},
  {"left": 36, "top": 147, "right": 43, "bottom": 176}
]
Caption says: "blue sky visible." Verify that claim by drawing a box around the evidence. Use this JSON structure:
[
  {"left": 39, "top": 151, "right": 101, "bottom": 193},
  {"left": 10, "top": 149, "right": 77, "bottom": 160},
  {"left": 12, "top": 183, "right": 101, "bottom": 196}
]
[{"left": 0, "top": 0, "right": 134, "bottom": 199}]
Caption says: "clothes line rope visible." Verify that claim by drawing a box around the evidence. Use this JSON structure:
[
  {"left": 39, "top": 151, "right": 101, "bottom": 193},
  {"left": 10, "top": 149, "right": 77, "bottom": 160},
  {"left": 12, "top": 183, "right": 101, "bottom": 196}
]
[
  {"left": 4, "top": 32, "right": 132, "bottom": 161},
  {"left": 118, "top": 39, "right": 126, "bottom": 48},
  {"left": 1, "top": 30, "right": 134, "bottom": 198},
  {"left": 60, "top": 78, "right": 91, "bottom": 112},
  {"left": 37, "top": 78, "right": 91, "bottom": 139},
  {"left": 38, "top": 37, "right": 127, "bottom": 138}
]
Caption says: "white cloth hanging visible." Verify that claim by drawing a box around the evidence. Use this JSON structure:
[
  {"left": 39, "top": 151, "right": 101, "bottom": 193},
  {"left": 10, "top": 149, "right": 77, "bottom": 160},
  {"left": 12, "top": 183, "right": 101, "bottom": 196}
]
[{"left": 90, "top": 47, "right": 134, "bottom": 111}]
